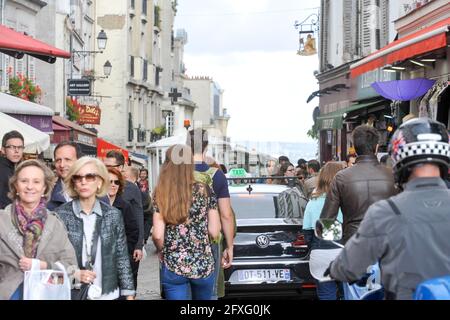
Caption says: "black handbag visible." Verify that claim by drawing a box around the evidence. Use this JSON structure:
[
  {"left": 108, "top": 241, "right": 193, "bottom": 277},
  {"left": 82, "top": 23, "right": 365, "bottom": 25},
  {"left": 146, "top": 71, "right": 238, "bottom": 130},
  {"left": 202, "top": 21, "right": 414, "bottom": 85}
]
[{"left": 71, "top": 283, "right": 91, "bottom": 300}]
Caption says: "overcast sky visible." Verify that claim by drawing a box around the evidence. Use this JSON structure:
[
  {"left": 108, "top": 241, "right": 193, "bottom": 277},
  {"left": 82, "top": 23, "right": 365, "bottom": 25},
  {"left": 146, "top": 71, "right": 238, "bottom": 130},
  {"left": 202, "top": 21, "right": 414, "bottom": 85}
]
[{"left": 174, "top": 0, "right": 320, "bottom": 143}]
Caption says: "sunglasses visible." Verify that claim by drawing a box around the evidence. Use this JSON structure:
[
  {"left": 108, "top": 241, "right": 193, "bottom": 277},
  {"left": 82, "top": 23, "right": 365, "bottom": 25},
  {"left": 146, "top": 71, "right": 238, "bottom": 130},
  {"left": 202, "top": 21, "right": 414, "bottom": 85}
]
[
  {"left": 110, "top": 179, "right": 120, "bottom": 186},
  {"left": 71, "top": 173, "right": 99, "bottom": 183}
]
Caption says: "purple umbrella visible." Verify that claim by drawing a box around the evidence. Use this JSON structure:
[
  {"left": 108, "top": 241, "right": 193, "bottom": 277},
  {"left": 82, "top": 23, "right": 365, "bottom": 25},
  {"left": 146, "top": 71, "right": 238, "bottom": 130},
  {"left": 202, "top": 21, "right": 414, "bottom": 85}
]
[{"left": 371, "top": 78, "right": 436, "bottom": 101}]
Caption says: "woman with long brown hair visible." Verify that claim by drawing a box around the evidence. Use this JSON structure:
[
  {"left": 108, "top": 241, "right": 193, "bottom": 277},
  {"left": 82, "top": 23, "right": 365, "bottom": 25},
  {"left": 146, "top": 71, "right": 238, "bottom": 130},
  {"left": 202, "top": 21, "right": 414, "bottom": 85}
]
[
  {"left": 302, "top": 161, "right": 346, "bottom": 300},
  {"left": 152, "top": 145, "right": 221, "bottom": 300}
]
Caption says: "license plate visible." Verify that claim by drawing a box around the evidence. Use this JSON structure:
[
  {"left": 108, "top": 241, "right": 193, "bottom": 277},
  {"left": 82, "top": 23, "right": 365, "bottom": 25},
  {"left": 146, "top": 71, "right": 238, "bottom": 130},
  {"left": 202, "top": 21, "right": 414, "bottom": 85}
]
[{"left": 237, "top": 269, "right": 291, "bottom": 282}]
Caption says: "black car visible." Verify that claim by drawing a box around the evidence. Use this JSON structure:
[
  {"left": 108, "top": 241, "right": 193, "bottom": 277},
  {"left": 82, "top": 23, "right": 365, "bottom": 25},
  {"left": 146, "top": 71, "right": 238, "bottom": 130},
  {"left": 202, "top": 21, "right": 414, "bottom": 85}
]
[{"left": 224, "top": 183, "right": 316, "bottom": 299}]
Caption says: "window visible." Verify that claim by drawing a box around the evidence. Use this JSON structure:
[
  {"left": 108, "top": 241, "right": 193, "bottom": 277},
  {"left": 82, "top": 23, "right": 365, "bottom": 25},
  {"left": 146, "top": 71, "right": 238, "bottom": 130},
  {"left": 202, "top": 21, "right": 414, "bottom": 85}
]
[
  {"left": 142, "top": 0, "right": 147, "bottom": 15},
  {"left": 154, "top": 5, "right": 160, "bottom": 28},
  {"left": 165, "top": 111, "right": 174, "bottom": 137},
  {"left": 155, "top": 66, "right": 162, "bottom": 86},
  {"left": 143, "top": 59, "right": 148, "bottom": 81},
  {"left": 131, "top": 0, "right": 135, "bottom": 9},
  {"left": 137, "top": 125, "right": 146, "bottom": 142},
  {"left": 130, "top": 56, "right": 135, "bottom": 77},
  {"left": 128, "top": 112, "right": 134, "bottom": 142}
]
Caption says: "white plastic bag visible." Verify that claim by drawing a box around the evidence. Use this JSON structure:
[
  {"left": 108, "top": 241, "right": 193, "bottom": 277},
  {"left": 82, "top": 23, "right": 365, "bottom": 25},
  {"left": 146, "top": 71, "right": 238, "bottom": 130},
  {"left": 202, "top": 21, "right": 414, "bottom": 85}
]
[
  {"left": 343, "top": 263, "right": 384, "bottom": 300},
  {"left": 309, "top": 248, "right": 343, "bottom": 282},
  {"left": 23, "top": 262, "right": 71, "bottom": 300}
]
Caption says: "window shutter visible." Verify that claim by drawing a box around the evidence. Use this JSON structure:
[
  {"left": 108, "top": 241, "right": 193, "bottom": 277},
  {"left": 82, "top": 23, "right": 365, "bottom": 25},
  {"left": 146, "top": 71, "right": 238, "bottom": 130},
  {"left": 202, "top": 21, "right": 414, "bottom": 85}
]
[
  {"left": 361, "top": 0, "right": 381, "bottom": 56},
  {"left": 320, "top": 0, "right": 330, "bottom": 71},
  {"left": 15, "top": 59, "right": 24, "bottom": 77},
  {"left": 343, "top": 0, "right": 357, "bottom": 62},
  {"left": 379, "top": 0, "right": 389, "bottom": 48},
  {"left": 28, "top": 57, "right": 36, "bottom": 81}
]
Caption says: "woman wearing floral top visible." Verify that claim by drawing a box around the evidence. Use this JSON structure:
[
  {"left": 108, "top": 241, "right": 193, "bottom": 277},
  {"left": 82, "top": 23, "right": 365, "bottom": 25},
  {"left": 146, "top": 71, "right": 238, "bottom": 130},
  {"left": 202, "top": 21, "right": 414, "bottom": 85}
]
[{"left": 152, "top": 144, "right": 221, "bottom": 300}]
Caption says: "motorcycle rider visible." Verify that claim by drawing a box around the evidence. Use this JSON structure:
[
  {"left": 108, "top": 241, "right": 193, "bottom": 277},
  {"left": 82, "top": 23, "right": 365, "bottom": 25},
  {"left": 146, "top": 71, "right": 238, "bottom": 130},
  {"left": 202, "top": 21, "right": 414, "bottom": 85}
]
[{"left": 325, "top": 118, "right": 450, "bottom": 300}]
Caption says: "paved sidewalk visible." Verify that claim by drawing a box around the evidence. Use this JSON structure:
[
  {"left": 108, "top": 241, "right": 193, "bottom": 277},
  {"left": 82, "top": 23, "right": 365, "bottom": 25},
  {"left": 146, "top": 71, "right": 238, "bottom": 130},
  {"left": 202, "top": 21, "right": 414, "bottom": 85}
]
[{"left": 136, "top": 242, "right": 162, "bottom": 300}]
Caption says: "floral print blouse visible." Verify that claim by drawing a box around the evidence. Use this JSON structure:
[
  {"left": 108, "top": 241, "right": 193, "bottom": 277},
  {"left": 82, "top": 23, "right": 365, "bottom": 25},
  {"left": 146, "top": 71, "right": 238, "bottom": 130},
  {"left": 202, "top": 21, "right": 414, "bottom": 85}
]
[{"left": 154, "top": 182, "right": 218, "bottom": 279}]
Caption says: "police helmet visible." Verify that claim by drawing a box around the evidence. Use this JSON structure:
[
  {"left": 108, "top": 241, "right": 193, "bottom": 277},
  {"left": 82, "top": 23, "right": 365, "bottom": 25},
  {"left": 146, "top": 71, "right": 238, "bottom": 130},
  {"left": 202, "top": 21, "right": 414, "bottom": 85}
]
[{"left": 389, "top": 118, "right": 450, "bottom": 185}]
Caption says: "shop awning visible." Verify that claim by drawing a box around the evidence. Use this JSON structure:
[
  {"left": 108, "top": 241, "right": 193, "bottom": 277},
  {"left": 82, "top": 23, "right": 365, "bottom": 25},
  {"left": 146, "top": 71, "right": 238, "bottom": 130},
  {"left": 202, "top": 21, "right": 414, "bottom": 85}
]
[
  {"left": 130, "top": 152, "right": 148, "bottom": 166},
  {"left": 0, "top": 92, "right": 54, "bottom": 133},
  {"left": 0, "top": 112, "right": 49, "bottom": 153},
  {"left": 317, "top": 100, "right": 386, "bottom": 130},
  {"left": 0, "top": 24, "right": 71, "bottom": 63},
  {"left": 52, "top": 122, "right": 70, "bottom": 131},
  {"left": 52, "top": 116, "right": 96, "bottom": 136},
  {"left": 97, "top": 138, "right": 129, "bottom": 163},
  {"left": 52, "top": 116, "right": 96, "bottom": 150},
  {"left": 351, "top": 17, "right": 450, "bottom": 78}
]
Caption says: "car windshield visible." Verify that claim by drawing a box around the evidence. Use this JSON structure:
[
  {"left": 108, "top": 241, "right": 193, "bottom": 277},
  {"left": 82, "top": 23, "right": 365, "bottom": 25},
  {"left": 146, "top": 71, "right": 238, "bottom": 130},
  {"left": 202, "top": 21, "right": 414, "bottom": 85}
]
[{"left": 231, "top": 193, "right": 279, "bottom": 219}]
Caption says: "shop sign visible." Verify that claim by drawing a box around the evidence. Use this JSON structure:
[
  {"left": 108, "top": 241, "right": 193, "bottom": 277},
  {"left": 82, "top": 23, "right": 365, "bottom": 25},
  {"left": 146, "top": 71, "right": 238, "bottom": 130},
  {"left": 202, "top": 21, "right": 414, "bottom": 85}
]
[
  {"left": 75, "top": 132, "right": 94, "bottom": 146},
  {"left": 76, "top": 104, "right": 101, "bottom": 125},
  {"left": 67, "top": 79, "right": 91, "bottom": 96}
]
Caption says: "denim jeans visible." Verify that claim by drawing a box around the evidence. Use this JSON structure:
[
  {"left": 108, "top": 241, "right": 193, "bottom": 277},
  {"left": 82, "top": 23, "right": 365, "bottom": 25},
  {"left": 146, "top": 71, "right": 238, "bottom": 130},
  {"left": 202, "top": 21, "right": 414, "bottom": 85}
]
[
  {"left": 161, "top": 264, "right": 215, "bottom": 300},
  {"left": 316, "top": 280, "right": 339, "bottom": 300}
]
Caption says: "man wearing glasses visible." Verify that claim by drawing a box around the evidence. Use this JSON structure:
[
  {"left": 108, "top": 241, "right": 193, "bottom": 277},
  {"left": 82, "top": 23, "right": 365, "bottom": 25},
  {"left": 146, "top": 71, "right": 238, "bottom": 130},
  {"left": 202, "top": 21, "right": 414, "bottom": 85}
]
[{"left": 0, "top": 130, "right": 24, "bottom": 209}]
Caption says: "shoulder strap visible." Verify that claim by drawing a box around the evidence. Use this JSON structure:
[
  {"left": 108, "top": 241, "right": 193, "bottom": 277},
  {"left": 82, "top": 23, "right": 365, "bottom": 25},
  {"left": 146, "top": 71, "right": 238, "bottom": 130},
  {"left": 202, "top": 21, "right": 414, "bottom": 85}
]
[
  {"left": 386, "top": 199, "right": 401, "bottom": 216},
  {"left": 86, "top": 215, "right": 102, "bottom": 269}
]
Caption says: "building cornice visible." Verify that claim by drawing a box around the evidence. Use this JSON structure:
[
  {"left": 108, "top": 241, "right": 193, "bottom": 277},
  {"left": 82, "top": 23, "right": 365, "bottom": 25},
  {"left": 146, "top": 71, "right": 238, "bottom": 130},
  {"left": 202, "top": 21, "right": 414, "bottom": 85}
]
[
  {"left": 29, "top": 0, "right": 47, "bottom": 8},
  {"left": 315, "top": 62, "right": 353, "bottom": 83}
]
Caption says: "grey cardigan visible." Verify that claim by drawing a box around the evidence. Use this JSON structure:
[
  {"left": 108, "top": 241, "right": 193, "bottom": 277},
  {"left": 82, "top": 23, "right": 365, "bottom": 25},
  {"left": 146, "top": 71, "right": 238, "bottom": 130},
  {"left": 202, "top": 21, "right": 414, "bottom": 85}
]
[
  {"left": 55, "top": 200, "right": 135, "bottom": 297},
  {"left": 0, "top": 205, "right": 78, "bottom": 300}
]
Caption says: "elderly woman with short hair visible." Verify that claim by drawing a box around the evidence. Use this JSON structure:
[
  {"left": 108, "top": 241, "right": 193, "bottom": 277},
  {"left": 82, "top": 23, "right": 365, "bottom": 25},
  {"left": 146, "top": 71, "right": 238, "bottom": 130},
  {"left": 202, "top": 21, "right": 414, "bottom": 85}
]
[
  {"left": 0, "top": 160, "right": 77, "bottom": 300},
  {"left": 55, "top": 156, "right": 135, "bottom": 300}
]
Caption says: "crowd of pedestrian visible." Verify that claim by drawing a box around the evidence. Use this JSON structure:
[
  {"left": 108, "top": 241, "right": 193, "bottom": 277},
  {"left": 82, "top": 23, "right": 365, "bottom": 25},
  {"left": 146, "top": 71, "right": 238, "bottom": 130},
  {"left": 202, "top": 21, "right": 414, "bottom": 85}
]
[
  {"left": 0, "top": 131, "right": 152, "bottom": 300},
  {"left": 1, "top": 115, "right": 450, "bottom": 301}
]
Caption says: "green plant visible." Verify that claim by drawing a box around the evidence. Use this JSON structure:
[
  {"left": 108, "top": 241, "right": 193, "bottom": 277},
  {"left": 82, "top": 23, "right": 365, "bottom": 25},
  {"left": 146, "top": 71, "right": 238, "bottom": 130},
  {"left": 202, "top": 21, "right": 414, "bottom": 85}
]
[
  {"left": 66, "top": 97, "right": 80, "bottom": 122},
  {"left": 8, "top": 72, "right": 42, "bottom": 103},
  {"left": 152, "top": 125, "right": 166, "bottom": 136},
  {"left": 307, "top": 122, "right": 319, "bottom": 140}
]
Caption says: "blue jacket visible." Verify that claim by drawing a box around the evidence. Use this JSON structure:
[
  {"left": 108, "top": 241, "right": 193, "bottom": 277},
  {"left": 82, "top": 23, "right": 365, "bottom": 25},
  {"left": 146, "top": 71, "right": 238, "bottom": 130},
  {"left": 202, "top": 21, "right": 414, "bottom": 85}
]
[
  {"left": 55, "top": 199, "right": 135, "bottom": 297},
  {"left": 47, "top": 179, "right": 66, "bottom": 211}
]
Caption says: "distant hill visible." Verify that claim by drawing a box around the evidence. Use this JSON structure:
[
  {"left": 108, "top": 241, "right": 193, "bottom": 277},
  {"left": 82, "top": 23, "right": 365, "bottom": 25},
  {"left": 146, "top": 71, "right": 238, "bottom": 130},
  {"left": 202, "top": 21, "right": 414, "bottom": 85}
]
[{"left": 233, "top": 140, "right": 319, "bottom": 163}]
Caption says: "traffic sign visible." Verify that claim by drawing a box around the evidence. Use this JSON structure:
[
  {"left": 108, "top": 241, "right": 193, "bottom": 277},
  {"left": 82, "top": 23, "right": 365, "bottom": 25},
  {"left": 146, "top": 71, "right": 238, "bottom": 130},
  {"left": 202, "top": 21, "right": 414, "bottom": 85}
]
[{"left": 67, "top": 79, "right": 91, "bottom": 96}]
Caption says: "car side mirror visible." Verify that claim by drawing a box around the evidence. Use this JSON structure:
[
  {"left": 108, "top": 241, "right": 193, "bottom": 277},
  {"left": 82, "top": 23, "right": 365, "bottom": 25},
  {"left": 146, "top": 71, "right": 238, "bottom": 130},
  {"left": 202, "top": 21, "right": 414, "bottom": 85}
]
[{"left": 315, "top": 219, "right": 343, "bottom": 241}]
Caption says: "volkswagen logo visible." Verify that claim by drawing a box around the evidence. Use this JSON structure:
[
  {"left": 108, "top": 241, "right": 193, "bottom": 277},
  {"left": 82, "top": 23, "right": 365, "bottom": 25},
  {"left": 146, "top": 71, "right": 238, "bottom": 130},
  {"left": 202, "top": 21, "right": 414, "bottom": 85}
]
[{"left": 256, "top": 235, "right": 270, "bottom": 248}]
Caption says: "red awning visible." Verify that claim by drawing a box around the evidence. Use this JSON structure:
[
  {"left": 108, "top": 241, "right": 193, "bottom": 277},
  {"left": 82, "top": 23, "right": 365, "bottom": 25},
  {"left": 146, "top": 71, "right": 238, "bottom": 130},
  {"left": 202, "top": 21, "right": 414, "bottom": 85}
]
[
  {"left": 351, "top": 17, "right": 450, "bottom": 78},
  {"left": 0, "top": 24, "right": 71, "bottom": 63},
  {"left": 52, "top": 122, "right": 70, "bottom": 131},
  {"left": 97, "top": 138, "right": 129, "bottom": 163}
]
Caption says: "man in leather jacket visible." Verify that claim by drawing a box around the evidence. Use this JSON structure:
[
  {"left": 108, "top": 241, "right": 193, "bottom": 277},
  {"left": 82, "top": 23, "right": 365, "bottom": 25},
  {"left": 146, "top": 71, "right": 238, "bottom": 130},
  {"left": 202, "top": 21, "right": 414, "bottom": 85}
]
[
  {"left": 320, "top": 125, "right": 397, "bottom": 243},
  {"left": 326, "top": 118, "right": 450, "bottom": 300}
]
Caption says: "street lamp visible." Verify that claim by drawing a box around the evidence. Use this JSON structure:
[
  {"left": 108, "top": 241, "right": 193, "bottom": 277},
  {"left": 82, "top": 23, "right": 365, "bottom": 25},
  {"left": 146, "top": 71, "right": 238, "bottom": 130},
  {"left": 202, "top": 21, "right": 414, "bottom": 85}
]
[
  {"left": 103, "top": 60, "right": 112, "bottom": 77},
  {"left": 72, "top": 30, "right": 108, "bottom": 56},
  {"left": 97, "top": 30, "right": 108, "bottom": 51}
]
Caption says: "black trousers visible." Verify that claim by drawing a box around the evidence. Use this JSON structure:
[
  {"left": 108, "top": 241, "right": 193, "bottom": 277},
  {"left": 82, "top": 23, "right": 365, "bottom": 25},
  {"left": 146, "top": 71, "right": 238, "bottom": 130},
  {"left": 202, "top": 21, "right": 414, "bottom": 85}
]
[
  {"left": 143, "top": 212, "right": 153, "bottom": 244},
  {"left": 129, "top": 254, "right": 140, "bottom": 291}
]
